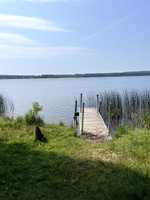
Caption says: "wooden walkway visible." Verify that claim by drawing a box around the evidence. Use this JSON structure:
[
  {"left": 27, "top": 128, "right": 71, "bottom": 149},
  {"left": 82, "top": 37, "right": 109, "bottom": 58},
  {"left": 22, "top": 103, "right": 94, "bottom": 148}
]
[
  {"left": 80, "top": 108, "right": 109, "bottom": 136},
  {"left": 76, "top": 94, "right": 111, "bottom": 142}
]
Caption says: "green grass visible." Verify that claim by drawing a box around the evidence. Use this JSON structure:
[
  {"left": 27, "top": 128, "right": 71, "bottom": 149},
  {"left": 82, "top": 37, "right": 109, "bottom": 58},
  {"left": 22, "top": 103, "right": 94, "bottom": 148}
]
[{"left": 0, "top": 124, "right": 150, "bottom": 200}]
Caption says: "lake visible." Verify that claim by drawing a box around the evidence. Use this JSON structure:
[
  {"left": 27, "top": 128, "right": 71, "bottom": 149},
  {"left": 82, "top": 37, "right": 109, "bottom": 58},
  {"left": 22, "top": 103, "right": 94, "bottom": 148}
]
[{"left": 0, "top": 76, "right": 150, "bottom": 125}]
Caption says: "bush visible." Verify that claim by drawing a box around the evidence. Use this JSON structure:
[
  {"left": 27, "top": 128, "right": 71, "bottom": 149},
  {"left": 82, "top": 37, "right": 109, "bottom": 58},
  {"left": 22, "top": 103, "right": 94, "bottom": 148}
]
[{"left": 24, "top": 102, "right": 44, "bottom": 126}]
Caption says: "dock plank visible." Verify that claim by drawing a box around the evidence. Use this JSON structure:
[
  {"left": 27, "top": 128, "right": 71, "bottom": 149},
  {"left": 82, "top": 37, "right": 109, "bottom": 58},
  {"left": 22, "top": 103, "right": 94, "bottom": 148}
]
[{"left": 79, "top": 108, "right": 111, "bottom": 141}]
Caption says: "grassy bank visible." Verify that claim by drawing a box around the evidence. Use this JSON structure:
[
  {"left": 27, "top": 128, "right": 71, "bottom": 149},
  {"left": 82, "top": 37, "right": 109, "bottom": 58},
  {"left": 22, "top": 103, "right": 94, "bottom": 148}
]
[{"left": 0, "top": 123, "right": 150, "bottom": 200}]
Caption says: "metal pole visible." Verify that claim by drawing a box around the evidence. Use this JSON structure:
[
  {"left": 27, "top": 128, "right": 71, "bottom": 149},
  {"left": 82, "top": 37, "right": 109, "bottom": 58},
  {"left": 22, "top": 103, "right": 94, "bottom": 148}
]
[
  {"left": 81, "top": 103, "right": 84, "bottom": 134},
  {"left": 80, "top": 93, "right": 83, "bottom": 113},
  {"left": 108, "top": 103, "right": 111, "bottom": 134}
]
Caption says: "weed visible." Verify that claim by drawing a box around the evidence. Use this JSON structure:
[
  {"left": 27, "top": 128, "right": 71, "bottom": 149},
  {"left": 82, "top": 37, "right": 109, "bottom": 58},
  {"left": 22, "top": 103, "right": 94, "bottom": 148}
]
[{"left": 59, "top": 121, "right": 65, "bottom": 126}]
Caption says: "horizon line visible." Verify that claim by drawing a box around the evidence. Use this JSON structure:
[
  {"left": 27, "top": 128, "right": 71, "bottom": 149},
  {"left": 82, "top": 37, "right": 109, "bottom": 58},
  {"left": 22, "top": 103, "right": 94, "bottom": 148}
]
[{"left": 0, "top": 70, "right": 150, "bottom": 78}]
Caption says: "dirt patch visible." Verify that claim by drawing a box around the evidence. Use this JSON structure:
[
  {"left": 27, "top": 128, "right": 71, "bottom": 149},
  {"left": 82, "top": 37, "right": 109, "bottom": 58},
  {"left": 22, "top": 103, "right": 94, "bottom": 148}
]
[{"left": 83, "top": 132, "right": 111, "bottom": 144}]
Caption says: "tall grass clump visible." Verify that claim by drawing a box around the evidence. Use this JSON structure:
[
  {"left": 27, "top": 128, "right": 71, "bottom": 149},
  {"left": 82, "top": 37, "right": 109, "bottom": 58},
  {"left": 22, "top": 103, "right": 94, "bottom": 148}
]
[
  {"left": 0, "top": 93, "right": 14, "bottom": 116},
  {"left": 0, "top": 94, "right": 5, "bottom": 116},
  {"left": 99, "top": 91, "right": 123, "bottom": 127},
  {"left": 86, "top": 90, "right": 150, "bottom": 132}
]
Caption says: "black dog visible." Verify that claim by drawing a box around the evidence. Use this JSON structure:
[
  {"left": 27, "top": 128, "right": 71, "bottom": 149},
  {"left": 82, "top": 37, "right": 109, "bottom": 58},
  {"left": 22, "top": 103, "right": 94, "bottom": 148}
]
[{"left": 34, "top": 126, "right": 44, "bottom": 141}]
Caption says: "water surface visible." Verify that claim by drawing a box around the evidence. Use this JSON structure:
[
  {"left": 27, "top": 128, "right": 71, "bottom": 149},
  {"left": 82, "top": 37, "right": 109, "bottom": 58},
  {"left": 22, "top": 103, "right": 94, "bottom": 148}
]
[{"left": 0, "top": 76, "right": 150, "bottom": 125}]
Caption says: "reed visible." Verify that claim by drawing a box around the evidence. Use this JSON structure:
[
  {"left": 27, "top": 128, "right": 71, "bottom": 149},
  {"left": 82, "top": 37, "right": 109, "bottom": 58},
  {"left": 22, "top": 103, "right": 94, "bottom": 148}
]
[
  {"left": 86, "top": 90, "right": 150, "bottom": 132},
  {"left": 0, "top": 93, "right": 14, "bottom": 116},
  {"left": 0, "top": 94, "right": 5, "bottom": 115}
]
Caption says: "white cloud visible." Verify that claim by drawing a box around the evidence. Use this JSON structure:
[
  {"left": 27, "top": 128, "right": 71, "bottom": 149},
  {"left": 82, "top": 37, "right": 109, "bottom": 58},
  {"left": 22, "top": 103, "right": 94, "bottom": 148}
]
[
  {"left": 0, "top": 31, "right": 90, "bottom": 58},
  {"left": 0, "top": 32, "right": 38, "bottom": 45},
  {"left": 0, "top": 44, "right": 89, "bottom": 58},
  {"left": 0, "top": 14, "right": 71, "bottom": 32}
]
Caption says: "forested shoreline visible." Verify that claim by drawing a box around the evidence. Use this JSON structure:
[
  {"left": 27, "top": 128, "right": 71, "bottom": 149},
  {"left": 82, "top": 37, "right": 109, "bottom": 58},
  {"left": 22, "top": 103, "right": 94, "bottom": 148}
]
[{"left": 0, "top": 71, "right": 150, "bottom": 79}]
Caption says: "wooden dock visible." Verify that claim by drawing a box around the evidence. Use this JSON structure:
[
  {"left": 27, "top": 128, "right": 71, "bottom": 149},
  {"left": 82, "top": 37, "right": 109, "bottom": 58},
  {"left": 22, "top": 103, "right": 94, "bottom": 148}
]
[
  {"left": 74, "top": 94, "right": 111, "bottom": 143},
  {"left": 80, "top": 108, "right": 108, "bottom": 135}
]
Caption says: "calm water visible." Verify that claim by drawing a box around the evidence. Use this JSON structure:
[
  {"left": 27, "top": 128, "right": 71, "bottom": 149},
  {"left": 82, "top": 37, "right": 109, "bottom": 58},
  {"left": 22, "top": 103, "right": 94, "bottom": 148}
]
[{"left": 0, "top": 76, "right": 150, "bottom": 125}]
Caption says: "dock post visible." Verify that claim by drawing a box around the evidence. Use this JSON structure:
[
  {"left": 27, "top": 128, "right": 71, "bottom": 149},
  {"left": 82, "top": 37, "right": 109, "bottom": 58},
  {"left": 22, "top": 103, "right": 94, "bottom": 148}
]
[
  {"left": 75, "top": 100, "right": 77, "bottom": 113},
  {"left": 99, "top": 101, "right": 102, "bottom": 114},
  {"left": 97, "top": 95, "right": 99, "bottom": 112},
  {"left": 81, "top": 103, "right": 84, "bottom": 134},
  {"left": 80, "top": 93, "right": 83, "bottom": 113},
  {"left": 108, "top": 103, "right": 111, "bottom": 134},
  {"left": 74, "top": 100, "right": 77, "bottom": 127}
]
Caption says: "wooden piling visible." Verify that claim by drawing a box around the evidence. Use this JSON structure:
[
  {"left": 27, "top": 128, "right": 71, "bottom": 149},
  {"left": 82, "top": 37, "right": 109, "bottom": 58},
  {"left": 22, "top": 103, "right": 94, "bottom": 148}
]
[
  {"left": 74, "top": 100, "right": 77, "bottom": 128},
  {"left": 97, "top": 95, "right": 99, "bottom": 112},
  {"left": 81, "top": 103, "right": 84, "bottom": 134},
  {"left": 99, "top": 101, "right": 102, "bottom": 113},
  {"left": 80, "top": 93, "right": 83, "bottom": 113},
  {"left": 108, "top": 103, "right": 111, "bottom": 134},
  {"left": 75, "top": 100, "right": 77, "bottom": 113}
]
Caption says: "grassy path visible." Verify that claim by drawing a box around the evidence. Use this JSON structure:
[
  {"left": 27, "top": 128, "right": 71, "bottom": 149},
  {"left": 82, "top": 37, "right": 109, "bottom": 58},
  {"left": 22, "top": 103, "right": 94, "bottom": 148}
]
[{"left": 0, "top": 124, "right": 150, "bottom": 200}]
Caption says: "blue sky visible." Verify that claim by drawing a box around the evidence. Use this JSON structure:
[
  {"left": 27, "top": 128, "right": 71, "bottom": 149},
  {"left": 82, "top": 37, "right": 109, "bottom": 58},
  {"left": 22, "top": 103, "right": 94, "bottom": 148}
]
[{"left": 0, "top": 0, "right": 150, "bottom": 75}]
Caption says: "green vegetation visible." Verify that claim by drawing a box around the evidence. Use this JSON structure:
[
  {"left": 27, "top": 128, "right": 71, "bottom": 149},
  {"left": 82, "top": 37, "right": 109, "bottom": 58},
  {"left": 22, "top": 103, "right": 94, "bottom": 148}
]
[
  {"left": 86, "top": 90, "right": 150, "bottom": 132},
  {"left": 0, "top": 93, "right": 6, "bottom": 115},
  {"left": 0, "top": 102, "right": 44, "bottom": 129},
  {"left": 0, "top": 70, "right": 150, "bottom": 79},
  {"left": 0, "top": 116, "right": 150, "bottom": 199},
  {"left": 0, "top": 93, "right": 14, "bottom": 116},
  {"left": 24, "top": 102, "right": 44, "bottom": 126},
  {"left": 0, "top": 102, "right": 150, "bottom": 199}
]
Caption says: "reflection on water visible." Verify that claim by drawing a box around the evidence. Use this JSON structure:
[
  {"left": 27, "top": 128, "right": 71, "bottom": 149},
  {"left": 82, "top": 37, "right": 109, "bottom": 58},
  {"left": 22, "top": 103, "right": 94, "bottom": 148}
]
[{"left": 0, "top": 76, "right": 150, "bottom": 125}]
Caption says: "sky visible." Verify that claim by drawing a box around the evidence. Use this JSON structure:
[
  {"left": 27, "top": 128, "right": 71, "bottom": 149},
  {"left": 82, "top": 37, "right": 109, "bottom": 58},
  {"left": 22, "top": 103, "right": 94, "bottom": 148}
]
[{"left": 0, "top": 0, "right": 150, "bottom": 75}]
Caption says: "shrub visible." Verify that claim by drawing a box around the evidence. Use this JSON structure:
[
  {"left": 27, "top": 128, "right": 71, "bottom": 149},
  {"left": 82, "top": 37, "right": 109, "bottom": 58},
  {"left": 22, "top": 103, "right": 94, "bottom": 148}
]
[{"left": 24, "top": 102, "right": 44, "bottom": 126}]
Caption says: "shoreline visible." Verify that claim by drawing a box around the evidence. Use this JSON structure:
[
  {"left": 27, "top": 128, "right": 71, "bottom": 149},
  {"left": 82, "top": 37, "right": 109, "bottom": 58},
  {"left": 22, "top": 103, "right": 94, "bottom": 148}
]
[{"left": 0, "top": 71, "right": 150, "bottom": 80}]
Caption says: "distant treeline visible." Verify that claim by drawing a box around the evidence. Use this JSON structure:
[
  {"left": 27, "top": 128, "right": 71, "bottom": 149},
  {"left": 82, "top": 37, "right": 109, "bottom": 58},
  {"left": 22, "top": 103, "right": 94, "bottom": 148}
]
[{"left": 0, "top": 71, "right": 150, "bottom": 79}]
